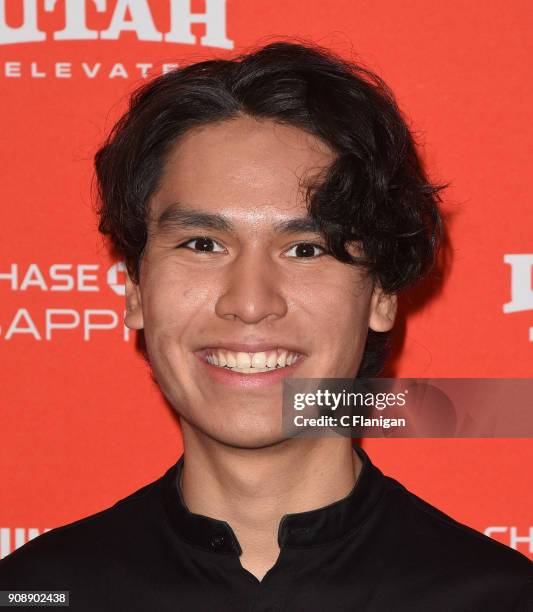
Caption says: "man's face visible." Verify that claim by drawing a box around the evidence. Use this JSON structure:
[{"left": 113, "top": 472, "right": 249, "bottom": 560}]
[{"left": 125, "top": 115, "right": 396, "bottom": 448}]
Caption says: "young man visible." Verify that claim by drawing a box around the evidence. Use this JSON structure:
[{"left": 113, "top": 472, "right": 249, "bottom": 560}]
[{"left": 1, "top": 41, "right": 531, "bottom": 611}]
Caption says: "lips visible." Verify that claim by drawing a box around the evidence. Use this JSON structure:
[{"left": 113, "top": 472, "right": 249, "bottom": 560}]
[
  {"left": 197, "top": 345, "right": 303, "bottom": 368},
  {"left": 195, "top": 342, "right": 307, "bottom": 355},
  {"left": 194, "top": 343, "right": 306, "bottom": 387}
]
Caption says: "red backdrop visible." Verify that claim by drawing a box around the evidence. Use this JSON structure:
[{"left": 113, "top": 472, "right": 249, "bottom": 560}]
[{"left": 1, "top": 0, "right": 531, "bottom": 560}]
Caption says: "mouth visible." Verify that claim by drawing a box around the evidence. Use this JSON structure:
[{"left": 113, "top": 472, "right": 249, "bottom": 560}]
[{"left": 195, "top": 347, "right": 304, "bottom": 374}]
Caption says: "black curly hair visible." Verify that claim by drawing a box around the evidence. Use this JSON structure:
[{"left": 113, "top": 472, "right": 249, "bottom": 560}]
[{"left": 95, "top": 40, "right": 446, "bottom": 376}]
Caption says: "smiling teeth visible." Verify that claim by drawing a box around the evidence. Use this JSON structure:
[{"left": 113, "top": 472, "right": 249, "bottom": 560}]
[{"left": 205, "top": 348, "right": 300, "bottom": 372}]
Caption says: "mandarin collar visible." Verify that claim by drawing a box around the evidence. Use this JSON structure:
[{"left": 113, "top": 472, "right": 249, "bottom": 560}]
[{"left": 162, "top": 442, "right": 386, "bottom": 556}]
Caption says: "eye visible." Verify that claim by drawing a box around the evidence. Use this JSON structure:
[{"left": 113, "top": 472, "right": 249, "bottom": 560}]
[
  {"left": 177, "top": 236, "right": 226, "bottom": 253},
  {"left": 284, "top": 242, "right": 326, "bottom": 258}
]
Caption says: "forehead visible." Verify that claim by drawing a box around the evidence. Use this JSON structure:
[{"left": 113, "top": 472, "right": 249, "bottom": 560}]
[{"left": 151, "top": 115, "right": 336, "bottom": 226}]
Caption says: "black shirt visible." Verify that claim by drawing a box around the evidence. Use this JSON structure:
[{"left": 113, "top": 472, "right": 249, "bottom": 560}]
[{"left": 1, "top": 443, "right": 532, "bottom": 611}]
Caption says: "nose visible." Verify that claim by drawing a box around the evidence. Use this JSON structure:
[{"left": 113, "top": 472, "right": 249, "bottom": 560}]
[{"left": 214, "top": 249, "right": 288, "bottom": 324}]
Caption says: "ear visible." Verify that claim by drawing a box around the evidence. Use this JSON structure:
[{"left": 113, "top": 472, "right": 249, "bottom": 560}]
[
  {"left": 368, "top": 283, "right": 397, "bottom": 333},
  {"left": 124, "top": 268, "right": 144, "bottom": 330}
]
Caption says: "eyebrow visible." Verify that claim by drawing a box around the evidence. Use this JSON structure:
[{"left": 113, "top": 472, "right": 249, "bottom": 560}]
[{"left": 154, "top": 203, "right": 325, "bottom": 236}]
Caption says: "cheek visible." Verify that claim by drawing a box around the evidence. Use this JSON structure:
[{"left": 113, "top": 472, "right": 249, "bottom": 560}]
[
  {"left": 140, "top": 268, "right": 214, "bottom": 348},
  {"left": 143, "top": 264, "right": 209, "bottom": 316},
  {"left": 296, "top": 274, "right": 371, "bottom": 335}
]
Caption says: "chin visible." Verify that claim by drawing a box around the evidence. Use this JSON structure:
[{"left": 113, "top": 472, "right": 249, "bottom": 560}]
[
  {"left": 202, "top": 419, "right": 287, "bottom": 450},
  {"left": 177, "top": 402, "right": 289, "bottom": 449}
]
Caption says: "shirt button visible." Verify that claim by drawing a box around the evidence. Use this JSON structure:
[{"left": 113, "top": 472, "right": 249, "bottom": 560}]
[{"left": 209, "top": 534, "right": 225, "bottom": 549}]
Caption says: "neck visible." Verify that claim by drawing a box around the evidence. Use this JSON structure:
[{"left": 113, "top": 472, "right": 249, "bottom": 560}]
[{"left": 178, "top": 426, "right": 362, "bottom": 581}]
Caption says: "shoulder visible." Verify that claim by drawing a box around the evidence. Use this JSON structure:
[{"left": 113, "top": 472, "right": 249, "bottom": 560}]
[
  {"left": 378, "top": 474, "right": 533, "bottom": 602},
  {"left": 0, "top": 465, "right": 176, "bottom": 589}
]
